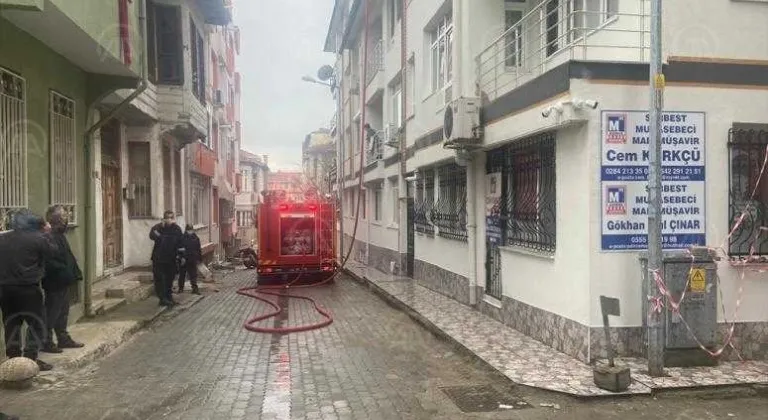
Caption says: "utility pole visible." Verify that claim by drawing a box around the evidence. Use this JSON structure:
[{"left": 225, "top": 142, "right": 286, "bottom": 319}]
[{"left": 646, "top": 0, "right": 665, "bottom": 377}]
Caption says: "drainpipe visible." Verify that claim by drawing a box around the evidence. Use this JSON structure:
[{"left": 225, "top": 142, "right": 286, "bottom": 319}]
[
  {"left": 453, "top": 0, "right": 477, "bottom": 306},
  {"left": 82, "top": 0, "right": 150, "bottom": 317}
]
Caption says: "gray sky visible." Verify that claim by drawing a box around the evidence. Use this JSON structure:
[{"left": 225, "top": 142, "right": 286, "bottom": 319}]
[{"left": 236, "top": 0, "right": 336, "bottom": 171}]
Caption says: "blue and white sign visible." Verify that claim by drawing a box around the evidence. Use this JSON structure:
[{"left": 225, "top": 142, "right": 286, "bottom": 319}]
[{"left": 600, "top": 111, "right": 706, "bottom": 251}]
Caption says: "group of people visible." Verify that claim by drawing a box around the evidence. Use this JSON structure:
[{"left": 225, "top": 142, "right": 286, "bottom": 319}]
[
  {"left": 0, "top": 206, "right": 85, "bottom": 372},
  {"left": 149, "top": 210, "right": 203, "bottom": 307}
]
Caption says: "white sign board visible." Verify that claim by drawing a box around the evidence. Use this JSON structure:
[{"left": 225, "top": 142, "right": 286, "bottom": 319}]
[{"left": 600, "top": 111, "right": 706, "bottom": 251}]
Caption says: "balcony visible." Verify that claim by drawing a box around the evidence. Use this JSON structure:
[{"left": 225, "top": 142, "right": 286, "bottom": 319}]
[
  {"left": 476, "top": 0, "right": 650, "bottom": 102},
  {"left": 188, "top": 142, "right": 217, "bottom": 178}
]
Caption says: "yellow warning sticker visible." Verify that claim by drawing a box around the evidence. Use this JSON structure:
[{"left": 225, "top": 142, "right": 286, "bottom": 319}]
[{"left": 690, "top": 269, "right": 706, "bottom": 293}]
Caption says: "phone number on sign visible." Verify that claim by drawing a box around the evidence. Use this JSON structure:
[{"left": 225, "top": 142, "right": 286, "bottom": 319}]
[{"left": 627, "top": 236, "right": 680, "bottom": 244}]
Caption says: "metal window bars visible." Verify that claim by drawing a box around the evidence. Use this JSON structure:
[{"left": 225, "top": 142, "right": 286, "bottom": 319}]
[
  {"left": 487, "top": 133, "right": 556, "bottom": 253},
  {"left": 414, "top": 170, "right": 435, "bottom": 236},
  {"left": 50, "top": 91, "right": 77, "bottom": 224},
  {"left": 0, "top": 68, "right": 28, "bottom": 231},
  {"left": 728, "top": 128, "right": 768, "bottom": 257},
  {"left": 433, "top": 163, "right": 468, "bottom": 242}
]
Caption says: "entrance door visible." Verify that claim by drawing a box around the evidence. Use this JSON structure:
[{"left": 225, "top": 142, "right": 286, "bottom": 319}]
[{"left": 101, "top": 119, "right": 123, "bottom": 269}]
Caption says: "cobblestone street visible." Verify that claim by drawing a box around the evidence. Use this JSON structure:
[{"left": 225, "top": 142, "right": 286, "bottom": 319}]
[{"left": 2, "top": 270, "right": 768, "bottom": 419}]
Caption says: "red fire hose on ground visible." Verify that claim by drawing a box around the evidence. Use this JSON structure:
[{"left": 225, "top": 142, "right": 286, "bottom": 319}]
[{"left": 237, "top": 0, "right": 373, "bottom": 335}]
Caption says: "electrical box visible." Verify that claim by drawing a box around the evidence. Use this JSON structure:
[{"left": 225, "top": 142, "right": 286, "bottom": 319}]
[{"left": 639, "top": 248, "right": 718, "bottom": 367}]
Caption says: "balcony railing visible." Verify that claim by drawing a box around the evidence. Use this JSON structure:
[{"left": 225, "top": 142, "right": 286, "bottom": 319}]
[
  {"left": 365, "top": 38, "right": 384, "bottom": 86},
  {"left": 477, "top": 0, "right": 650, "bottom": 102},
  {"left": 365, "top": 133, "right": 383, "bottom": 165}
]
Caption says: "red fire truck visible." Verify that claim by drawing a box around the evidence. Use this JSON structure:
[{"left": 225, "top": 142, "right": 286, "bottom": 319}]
[{"left": 256, "top": 189, "right": 337, "bottom": 282}]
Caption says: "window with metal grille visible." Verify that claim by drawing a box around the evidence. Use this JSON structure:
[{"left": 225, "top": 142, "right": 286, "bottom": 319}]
[
  {"left": 0, "top": 68, "right": 27, "bottom": 231},
  {"left": 728, "top": 128, "right": 768, "bottom": 257},
  {"left": 49, "top": 91, "right": 77, "bottom": 224},
  {"left": 433, "top": 163, "right": 468, "bottom": 241},
  {"left": 414, "top": 169, "right": 435, "bottom": 236},
  {"left": 190, "top": 173, "right": 211, "bottom": 227},
  {"left": 488, "top": 133, "right": 556, "bottom": 253},
  {"left": 128, "top": 142, "right": 152, "bottom": 218},
  {"left": 430, "top": 12, "right": 453, "bottom": 103}
]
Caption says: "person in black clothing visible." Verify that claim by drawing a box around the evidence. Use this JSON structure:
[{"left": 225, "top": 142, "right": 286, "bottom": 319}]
[
  {"left": 177, "top": 224, "right": 202, "bottom": 295},
  {"left": 149, "top": 210, "right": 184, "bottom": 307},
  {"left": 0, "top": 209, "right": 56, "bottom": 371},
  {"left": 40, "top": 205, "right": 84, "bottom": 354}
]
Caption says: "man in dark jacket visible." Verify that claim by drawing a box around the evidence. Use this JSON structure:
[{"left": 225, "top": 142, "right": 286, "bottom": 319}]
[
  {"left": 0, "top": 209, "right": 56, "bottom": 371},
  {"left": 177, "top": 224, "right": 202, "bottom": 295},
  {"left": 149, "top": 210, "right": 184, "bottom": 307},
  {"left": 40, "top": 205, "right": 84, "bottom": 353}
]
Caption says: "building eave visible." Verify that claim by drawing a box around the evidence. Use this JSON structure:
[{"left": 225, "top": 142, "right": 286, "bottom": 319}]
[{"left": 195, "top": 0, "right": 231, "bottom": 26}]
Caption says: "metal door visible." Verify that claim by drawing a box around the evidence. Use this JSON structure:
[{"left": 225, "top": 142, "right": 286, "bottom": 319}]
[{"left": 101, "top": 119, "right": 123, "bottom": 270}]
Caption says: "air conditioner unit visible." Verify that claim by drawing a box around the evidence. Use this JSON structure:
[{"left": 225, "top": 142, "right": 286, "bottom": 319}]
[{"left": 442, "top": 97, "right": 481, "bottom": 149}]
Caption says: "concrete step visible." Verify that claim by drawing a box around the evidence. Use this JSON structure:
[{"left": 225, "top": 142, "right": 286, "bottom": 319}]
[
  {"left": 91, "top": 298, "right": 127, "bottom": 316},
  {"left": 93, "top": 270, "right": 154, "bottom": 303},
  {"left": 105, "top": 281, "right": 154, "bottom": 303}
]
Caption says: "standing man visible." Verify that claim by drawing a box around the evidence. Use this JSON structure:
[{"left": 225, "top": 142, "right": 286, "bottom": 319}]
[
  {"left": 149, "top": 210, "right": 184, "bottom": 307},
  {"left": 178, "top": 224, "right": 202, "bottom": 295},
  {"left": 40, "top": 205, "right": 84, "bottom": 353},
  {"left": 0, "top": 209, "right": 56, "bottom": 371}
]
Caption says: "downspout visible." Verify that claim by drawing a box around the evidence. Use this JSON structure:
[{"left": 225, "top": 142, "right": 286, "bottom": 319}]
[
  {"left": 82, "top": 0, "right": 150, "bottom": 317},
  {"left": 398, "top": 0, "right": 407, "bottom": 274},
  {"left": 453, "top": 0, "right": 477, "bottom": 306}
]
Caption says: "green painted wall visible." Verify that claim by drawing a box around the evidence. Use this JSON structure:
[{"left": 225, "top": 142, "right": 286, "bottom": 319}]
[
  {"left": 0, "top": 17, "right": 88, "bottom": 288},
  {"left": 50, "top": 0, "right": 143, "bottom": 75}
]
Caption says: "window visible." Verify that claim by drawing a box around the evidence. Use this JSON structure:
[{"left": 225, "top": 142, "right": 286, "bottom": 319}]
[
  {"left": 237, "top": 210, "right": 253, "bottom": 227},
  {"left": 433, "top": 163, "right": 467, "bottom": 241},
  {"left": 174, "top": 150, "right": 183, "bottom": 215},
  {"left": 391, "top": 180, "right": 400, "bottom": 224},
  {"left": 570, "top": 0, "right": 620, "bottom": 41},
  {"left": 391, "top": 80, "right": 402, "bottom": 129},
  {"left": 414, "top": 169, "right": 435, "bottom": 235},
  {"left": 147, "top": 2, "right": 183, "bottom": 84},
  {"left": 49, "top": 91, "right": 77, "bottom": 224},
  {"left": 728, "top": 128, "right": 768, "bottom": 256},
  {"left": 545, "top": 0, "right": 560, "bottom": 57},
  {"left": 430, "top": 13, "right": 453, "bottom": 102},
  {"left": 128, "top": 142, "right": 152, "bottom": 218},
  {"left": 388, "top": 0, "right": 401, "bottom": 38},
  {"left": 504, "top": 0, "right": 525, "bottom": 67},
  {"left": 242, "top": 167, "right": 252, "bottom": 192},
  {"left": 163, "top": 143, "right": 172, "bottom": 212},
  {"left": 362, "top": 189, "right": 367, "bottom": 219},
  {"left": 190, "top": 173, "right": 211, "bottom": 227},
  {"left": 190, "top": 17, "right": 206, "bottom": 103},
  {"left": 373, "top": 184, "right": 383, "bottom": 221},
  {"left": 407, "top": 56, "right": 415, "bottom": 116},
  {"left": 0, "top": 68, "right": 27, "bottom": 231},
  {"left": 487, "top": 132, "right": 556, "bottom": 253}
]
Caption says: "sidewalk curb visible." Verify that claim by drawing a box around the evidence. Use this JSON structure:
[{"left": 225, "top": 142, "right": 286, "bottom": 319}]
[
  {"left": 55, "top": 294, "right": 206, "bottom": 372},
  {"left": 344, "top": 268, "right": 767, "bottom": 400}
]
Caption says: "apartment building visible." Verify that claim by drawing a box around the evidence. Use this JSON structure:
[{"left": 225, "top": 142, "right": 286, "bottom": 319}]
[
  {"left": 235, "top": 150, "right": 269, "bottom": 249},
  {"left": 303, "top": 128, "right": 337, "bottom": 196},
  {"left": 206, "top": 20, "right": 242, "bottom": 259},
  {"left": 1, "top": 0, "right": 148, "bottom": 320},
  {"left": 326, "top": 0, "right": 768, "bottom": 362}
]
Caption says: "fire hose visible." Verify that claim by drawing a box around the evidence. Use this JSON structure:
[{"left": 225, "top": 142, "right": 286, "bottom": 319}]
[{"left": 237, "top": 0, "right": 374, "bottom": 334}]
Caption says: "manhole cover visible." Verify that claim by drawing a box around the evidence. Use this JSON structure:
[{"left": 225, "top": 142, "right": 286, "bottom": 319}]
[{"left": 440, "top": 384, "right": 530, "bottom": 413}]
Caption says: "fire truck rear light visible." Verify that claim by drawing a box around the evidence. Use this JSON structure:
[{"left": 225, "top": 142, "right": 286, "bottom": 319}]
[
  {"left": 307, "top": 204, "right": 317, "bottom": 211},
  {"left": 278, "top": 204, "right": 289, "bottom": 211}
]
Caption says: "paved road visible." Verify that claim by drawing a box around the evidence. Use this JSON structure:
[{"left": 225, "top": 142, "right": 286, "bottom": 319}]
[{"left": 2, "top": 270, "right": 768, "bottom": 419}]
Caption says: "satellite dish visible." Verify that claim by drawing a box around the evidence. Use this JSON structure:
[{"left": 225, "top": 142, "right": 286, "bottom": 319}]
[{"left": 317, "top": 65, "right": 335, "bottom": 81}]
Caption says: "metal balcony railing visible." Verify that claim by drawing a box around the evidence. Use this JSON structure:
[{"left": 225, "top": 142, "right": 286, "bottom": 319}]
[
  {"left": 365, "top": 38, "right": 384, "bottom": 86},
  {"left": 477, "top": 0, "right": 650, "bottom": 102}
]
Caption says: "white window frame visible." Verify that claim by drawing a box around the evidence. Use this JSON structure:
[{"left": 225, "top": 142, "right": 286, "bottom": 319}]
[
  {"left": 391, "top": 80, "right": 403, "bottom": 129},
  {"left": 0, "top": 68, "right": 28, "bottom": 232},
  {"left": 190, "top": 173, "right": 211, "bottom": 228},
  {"left": 569, "top": 0, "right": 619, "bottom": 43},
  {"left": 391, "top": 182, "right": 400, "bottom": 225},
  {"left": 49, "top": 91, "right": 78, "bottom": 224},
  {"left": 429, "top": 13, "right": 453, "bottom": 103},
  {"left": 504, "top": 1, "right": 526, "bottom": 69}
]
